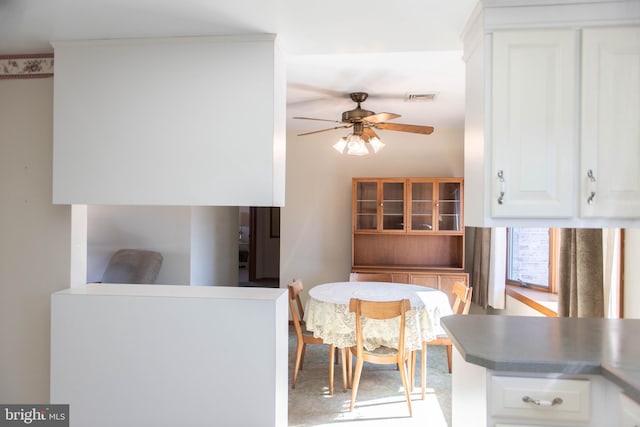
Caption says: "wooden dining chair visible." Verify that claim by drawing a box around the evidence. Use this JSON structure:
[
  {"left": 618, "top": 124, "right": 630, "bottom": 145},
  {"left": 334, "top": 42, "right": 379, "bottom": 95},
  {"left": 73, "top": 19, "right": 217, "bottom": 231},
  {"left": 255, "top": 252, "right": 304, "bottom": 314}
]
[
  {"left": 288, "top": 280, "right": 346, "bottom": 395},
  {"left": 418, "top": 282, "right": 473, "bottom": 400},
  {"left": 348, "top": 298, "right": 413, "bottom": 416},
  {"left": 349, "top": 272, "right": 393, "bottom": 282}
]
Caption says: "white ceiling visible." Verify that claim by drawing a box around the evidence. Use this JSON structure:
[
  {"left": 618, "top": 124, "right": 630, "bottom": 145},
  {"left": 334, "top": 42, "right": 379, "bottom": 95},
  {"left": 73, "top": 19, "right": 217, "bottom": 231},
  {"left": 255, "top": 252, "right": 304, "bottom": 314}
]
[{"left": 0, "top": 0, "right": 477, "bottom": 133}]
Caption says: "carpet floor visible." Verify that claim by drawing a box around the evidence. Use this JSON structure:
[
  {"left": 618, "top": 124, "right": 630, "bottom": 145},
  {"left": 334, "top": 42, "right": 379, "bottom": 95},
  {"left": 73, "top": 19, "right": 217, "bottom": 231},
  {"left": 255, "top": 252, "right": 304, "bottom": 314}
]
[{"left": 287, "top": 327, "right": 452, "bottom": 426}]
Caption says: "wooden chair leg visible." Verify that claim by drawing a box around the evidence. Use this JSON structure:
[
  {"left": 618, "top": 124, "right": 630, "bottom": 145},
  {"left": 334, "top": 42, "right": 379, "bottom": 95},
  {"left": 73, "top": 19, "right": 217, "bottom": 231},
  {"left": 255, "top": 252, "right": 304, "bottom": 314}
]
[
  {"left": 421, "top": 341, "right": 427, "bottom": 400},
  {"left": 347, "top": 349, "right": 353, "bottom": 389},
  {"left": 405, "top": 350, "right": 416, "bottom": 393},
  {"left": 292, "top": 341, "right": 304, "bottom": 389},
  {"left": 410, "top": 350, "right": 416, "bottom": 390},
  {"left": 341, "top": 348, "right": 348, "bottom": 392},
  {"left": 329, "top": 344, "right": 335, "bottom": 395},
  {"left": 399, "top": 355, "right": 413, "bottom": 417},
  {"left": 350, "top": 355, "right": 364, "bottom": 412},
  {"left": 446, "top": 344, "right": 452, "bottom": 373},
  {"left": 300, "top": 344, "right": 306, "bottom": 370}
]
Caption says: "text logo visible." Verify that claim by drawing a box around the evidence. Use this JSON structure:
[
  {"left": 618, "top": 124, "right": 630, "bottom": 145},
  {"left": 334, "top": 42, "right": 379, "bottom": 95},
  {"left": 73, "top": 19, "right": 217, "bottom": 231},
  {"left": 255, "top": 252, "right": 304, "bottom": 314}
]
[{"left": 0, "top": 405, "right": 68, "bottom": 426}]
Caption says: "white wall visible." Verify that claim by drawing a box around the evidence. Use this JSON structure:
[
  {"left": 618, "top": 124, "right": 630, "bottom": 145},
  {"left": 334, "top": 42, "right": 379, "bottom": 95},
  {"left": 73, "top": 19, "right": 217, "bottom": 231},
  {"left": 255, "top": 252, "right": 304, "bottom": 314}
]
[
  {"left": 0, "top": 78, "right": 71, "bottom": 402},
  {"left": 87, "top": 206, "right": 191, "bottom": 284},
  {"left": 504, "top": 295, "right": 546, "bottom": 316},
  {"left": 190, "top": 206, "right": 239, "bottom": 285},
  {"left": 281, "top": 128, "right": 465, "bottom": 299},
  {"left": 51, "top": 285, "right": 288, "bottom": 427},
  {"left": 52, "top": 35, "right": 286, "bottom": 206},
  {"left": 624, "top": 229, "right": 640, "bottom": 318}
]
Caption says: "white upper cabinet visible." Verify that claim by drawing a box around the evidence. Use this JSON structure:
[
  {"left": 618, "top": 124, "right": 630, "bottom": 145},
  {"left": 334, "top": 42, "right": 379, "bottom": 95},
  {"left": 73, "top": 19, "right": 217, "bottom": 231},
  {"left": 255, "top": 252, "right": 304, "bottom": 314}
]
[
  {"left": 580, "top": 26, "right": 640, "bottom": 218},
  {"left": 491, "top": 30, "right": 576, "bottom": 218},
  {"left": 463, "top": 0, "right": 640, "bottom": 227}
]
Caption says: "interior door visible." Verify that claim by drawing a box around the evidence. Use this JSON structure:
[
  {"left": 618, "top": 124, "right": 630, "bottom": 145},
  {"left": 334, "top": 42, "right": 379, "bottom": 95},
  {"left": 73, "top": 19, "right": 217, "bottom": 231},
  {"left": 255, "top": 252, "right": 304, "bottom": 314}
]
[{"left": 248, "top": 207, "right": 280, "bottom": 285}]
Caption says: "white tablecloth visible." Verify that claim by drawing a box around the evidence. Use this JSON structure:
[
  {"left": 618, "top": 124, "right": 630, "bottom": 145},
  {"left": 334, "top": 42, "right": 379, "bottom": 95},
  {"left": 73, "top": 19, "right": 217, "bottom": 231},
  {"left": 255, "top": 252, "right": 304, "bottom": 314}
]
[{"left": 305, "top": 281, "right": 453, "bottom": 351}]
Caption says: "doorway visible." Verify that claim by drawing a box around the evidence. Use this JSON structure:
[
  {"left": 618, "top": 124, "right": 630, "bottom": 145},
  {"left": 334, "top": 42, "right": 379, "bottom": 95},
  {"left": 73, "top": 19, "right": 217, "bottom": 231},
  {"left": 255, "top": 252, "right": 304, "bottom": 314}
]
[{"left": 239, "top": 207, "right": 280, "bottom": 287}]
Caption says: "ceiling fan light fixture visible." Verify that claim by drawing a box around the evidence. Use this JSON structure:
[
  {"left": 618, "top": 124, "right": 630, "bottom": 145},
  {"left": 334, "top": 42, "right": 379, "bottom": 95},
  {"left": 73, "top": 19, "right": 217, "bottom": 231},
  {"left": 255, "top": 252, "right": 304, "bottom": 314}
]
[
  {"left": 368, "top": 136, "right": 385, "bottom": 153},
  {"left": 333, "top": 137, "right": 348, "bottom": 153},
  {"left": 346, "top": 134, "right": 368, "bottom": 156},
  {"left": 334, "top": 133, "right": 385, "bottom": 156}
]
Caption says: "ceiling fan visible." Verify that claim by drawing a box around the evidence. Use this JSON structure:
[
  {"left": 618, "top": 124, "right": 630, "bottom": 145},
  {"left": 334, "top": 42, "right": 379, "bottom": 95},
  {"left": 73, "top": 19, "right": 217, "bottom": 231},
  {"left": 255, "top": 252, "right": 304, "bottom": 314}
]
[{"left": 293, "top": 92, "right": 435, "bottom": 149}]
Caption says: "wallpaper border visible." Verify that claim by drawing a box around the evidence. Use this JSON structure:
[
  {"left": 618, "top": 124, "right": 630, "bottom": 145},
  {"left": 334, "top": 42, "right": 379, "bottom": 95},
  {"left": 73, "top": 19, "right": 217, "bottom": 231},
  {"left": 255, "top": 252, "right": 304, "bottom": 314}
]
[{"left": 0, "top": 53, "right": 54, "bottom": 79}]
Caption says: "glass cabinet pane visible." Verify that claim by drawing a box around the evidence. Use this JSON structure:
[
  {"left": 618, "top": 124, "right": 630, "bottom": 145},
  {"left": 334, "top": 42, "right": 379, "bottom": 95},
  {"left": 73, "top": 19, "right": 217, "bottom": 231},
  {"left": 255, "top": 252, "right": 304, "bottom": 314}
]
[
  {"left": 382, "top": 182, "right": 404, "bottom": 230},
  {"left": 438, "top": 182, "right": 461, "bottom": 231},
  {"left": 411, "top": 182, "right": 434, "bottom": 231},
  {"left": 356, "top": 181, "right": 377, "bottom": 230}
]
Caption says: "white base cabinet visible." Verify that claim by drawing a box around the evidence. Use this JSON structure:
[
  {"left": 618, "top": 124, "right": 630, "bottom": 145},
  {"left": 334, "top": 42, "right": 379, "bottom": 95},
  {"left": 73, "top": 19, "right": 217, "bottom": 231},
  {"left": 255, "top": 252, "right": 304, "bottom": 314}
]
[
  {"left": 491, "top": 376, "right": 590, "bottom": 423},
  {"left": 451, "top": 347, "right": 627, "bottom": 427},
  {"left": 620, "top": 393, "right": 640, "bottom": 426}
]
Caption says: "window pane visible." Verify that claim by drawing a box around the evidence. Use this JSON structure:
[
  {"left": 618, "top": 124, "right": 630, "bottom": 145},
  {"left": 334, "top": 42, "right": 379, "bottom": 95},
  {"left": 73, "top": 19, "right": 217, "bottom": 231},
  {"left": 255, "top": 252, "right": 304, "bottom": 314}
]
[{"left": 507, "top": 228, "right": 549, "bottom": 288}]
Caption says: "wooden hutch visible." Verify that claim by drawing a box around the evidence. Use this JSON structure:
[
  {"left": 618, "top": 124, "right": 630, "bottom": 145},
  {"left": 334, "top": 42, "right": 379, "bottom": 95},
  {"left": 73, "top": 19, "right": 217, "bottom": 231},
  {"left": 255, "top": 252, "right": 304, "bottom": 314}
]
[{"left": 351, "top": 177, "right": 468, "bottom": 304}]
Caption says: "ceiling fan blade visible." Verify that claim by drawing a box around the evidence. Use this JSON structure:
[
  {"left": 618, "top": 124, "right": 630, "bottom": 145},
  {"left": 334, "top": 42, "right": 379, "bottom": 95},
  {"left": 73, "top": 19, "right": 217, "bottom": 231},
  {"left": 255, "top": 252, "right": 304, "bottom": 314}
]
[
  {"left": 287, "top": 82, "right": 348, "bottom": 99},
  {"left": 293, "top": 116, "right": 343, "bottom": 124},
  {"left": 363, "top": 112, "right": 401, "bottom": 123},
  {"left": 374, "top": 122, "right": 435, "bottom": 135},
  {"left": 298, "top": 124, "right": 352, "bottom": 136},
  {"left": 363, "top": 127, "right": 380, "bottom": 140}
]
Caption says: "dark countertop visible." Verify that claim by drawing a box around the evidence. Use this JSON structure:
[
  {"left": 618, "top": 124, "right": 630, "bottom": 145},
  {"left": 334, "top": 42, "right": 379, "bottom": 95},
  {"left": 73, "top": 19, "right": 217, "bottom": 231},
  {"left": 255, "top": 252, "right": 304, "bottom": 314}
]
[{"left": 441, "top": 315, "right": 640, "bottom": 401}]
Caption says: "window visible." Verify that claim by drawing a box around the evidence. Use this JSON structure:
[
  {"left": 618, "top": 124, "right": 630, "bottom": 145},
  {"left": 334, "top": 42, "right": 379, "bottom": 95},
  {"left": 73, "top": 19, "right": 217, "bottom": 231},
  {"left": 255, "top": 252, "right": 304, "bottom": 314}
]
[{"left": 506, "top": 228, "right": 558, "bottom": 293}]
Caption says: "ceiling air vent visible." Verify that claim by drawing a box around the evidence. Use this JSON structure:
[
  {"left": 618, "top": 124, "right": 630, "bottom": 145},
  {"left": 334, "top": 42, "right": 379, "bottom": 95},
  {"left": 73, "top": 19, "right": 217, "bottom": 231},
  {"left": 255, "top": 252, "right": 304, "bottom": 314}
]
[{"left": 404, "top": 92, "right": 438, "bottom": 102}]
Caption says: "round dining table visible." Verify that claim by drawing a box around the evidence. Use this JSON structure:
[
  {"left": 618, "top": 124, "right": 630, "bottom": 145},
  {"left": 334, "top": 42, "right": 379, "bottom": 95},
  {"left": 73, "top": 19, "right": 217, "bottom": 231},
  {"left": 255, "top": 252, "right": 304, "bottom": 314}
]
[{"left": 304, "top": 281, "right": 453, "bottom": 351}]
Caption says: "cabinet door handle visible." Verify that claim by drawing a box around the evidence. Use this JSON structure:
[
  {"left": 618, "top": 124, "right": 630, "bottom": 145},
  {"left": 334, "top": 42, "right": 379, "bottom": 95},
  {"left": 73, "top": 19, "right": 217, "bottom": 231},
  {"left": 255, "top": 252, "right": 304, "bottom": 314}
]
[
  {"left": 497, "top": 170, "right": 505, "bottom": 205},
  {"left": 587, "top": 169, "right": 596, "bottom": 205},
  {"left": 522, "top": 395, "right": 563, "bottom": 407}
]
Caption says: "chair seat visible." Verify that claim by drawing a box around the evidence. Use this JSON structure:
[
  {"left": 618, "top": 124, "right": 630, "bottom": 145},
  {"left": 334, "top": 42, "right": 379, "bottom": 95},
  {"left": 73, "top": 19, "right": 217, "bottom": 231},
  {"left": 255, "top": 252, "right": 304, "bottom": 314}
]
[
  {"left": 363, "top": 345, "right": 398, "bottom": 357},
  {"left": 301, "top": 324, "right": 323, "bottom": 343},
  {"left": 428, "top": 334, "right": 450, "bottom": 344}
]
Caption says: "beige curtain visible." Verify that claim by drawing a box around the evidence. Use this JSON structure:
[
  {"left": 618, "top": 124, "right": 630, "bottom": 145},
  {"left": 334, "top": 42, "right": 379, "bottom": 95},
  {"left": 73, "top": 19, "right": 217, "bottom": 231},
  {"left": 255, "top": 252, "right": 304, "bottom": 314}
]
[
  {"left": 470, "top": 227, "right": 492, "bottom": 309},
  {"left": 558, "top": 228, "right": 604, "bottom": 318}
]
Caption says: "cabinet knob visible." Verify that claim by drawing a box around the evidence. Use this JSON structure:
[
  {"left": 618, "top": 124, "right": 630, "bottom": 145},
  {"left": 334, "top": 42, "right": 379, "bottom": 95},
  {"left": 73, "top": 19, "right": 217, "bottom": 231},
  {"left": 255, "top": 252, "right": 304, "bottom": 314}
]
[
  {"left": 497, "top": 170, "right": 505, "bottom": 205},
  {"left": 522, "top": 395, "right": 563, "bottom": 407},
  {"left": 587, "top": 169, "right": 596, "bottom": 205}
]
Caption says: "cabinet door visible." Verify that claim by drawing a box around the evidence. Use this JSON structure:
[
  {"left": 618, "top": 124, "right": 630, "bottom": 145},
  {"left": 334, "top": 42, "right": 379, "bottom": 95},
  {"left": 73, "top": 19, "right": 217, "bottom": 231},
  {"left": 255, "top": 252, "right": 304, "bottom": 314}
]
[
  {"left": 491, "top": 30, "right": 576, "bottom": 218},
  {"left": 354, "top": 180, "right": 379, "bottom": 231},
  {"left": 381, "top": 180, "right": 405, "bottom": 231},
  {"left": 581, "top": 26, "right": 640, "bottom": 218},
  {"left": 408, "top": 180, "right": 434, "bottom": 232},
  {"left": 620, "top": 393, "right": 640, "bottom": 427},
  {"left": 390, "top": 273, "right": 410, "bottom": 284},
  {"left": 410, "top": 274, "right": 438, "bottom": 288},
  {"left": 437, "top": 180, "right": 463, "bottom": 232}
]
